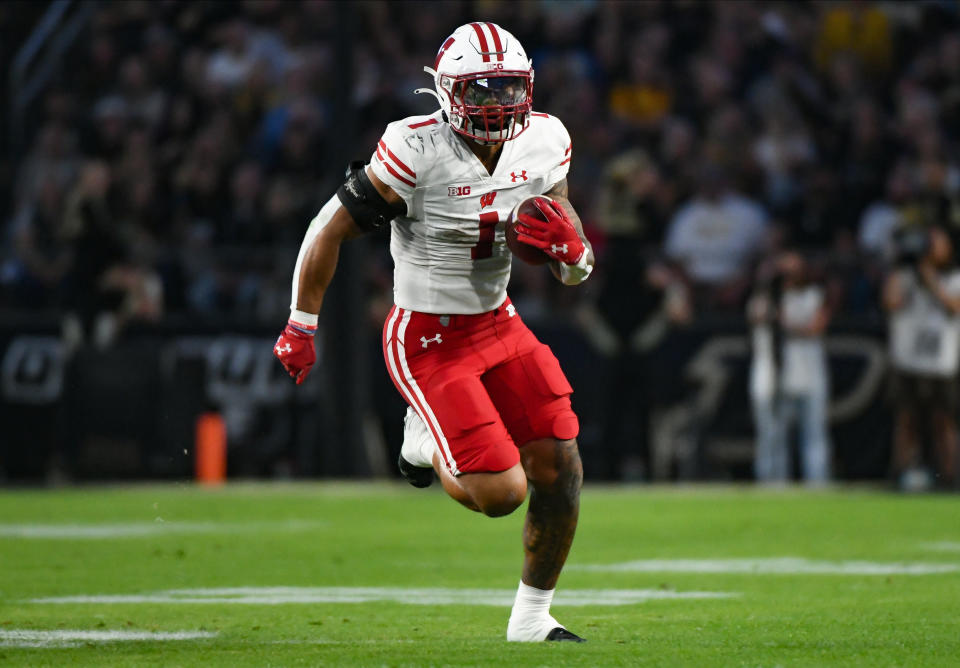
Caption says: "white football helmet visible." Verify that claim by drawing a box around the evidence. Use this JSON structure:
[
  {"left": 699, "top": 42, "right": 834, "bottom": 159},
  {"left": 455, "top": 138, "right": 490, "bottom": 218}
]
[{"left": 417, "top": 22, "right": 534, "bottom": 144}]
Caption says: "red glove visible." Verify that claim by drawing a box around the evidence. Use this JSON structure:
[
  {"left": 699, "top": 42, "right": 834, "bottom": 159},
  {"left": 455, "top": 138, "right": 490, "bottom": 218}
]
[
  {"left": 274, "top": 320, "right": 317, "bottom": 385},
  {"left": 515, "top": 197, "right": 586, "bottom": 264}
]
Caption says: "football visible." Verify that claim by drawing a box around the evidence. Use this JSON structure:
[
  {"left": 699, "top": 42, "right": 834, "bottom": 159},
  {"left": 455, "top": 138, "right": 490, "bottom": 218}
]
[{"left": 505, "top": 197, "right": 552, "bottom": 265}]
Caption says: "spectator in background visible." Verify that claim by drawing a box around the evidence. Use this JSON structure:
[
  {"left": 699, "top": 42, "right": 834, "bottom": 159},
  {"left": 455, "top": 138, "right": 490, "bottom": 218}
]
[
  {"left": 747, "top": 259, "right": 782, "bottom": 483},
  {"left": 585, "top": 149, "right": 689, "bottom": 479},
  {"left": 778, "top": 251, "right": 832, "bottom": 484},
  {"left": 8, "top": 177, "right": 72, "bottom": 308},
  {"left": 60, "top": 161, "right": 163, "bottom": 350},
  {"left": 884, "top": 226, "right": 960, "bottom": 491},
  {"left": 665, "top": 163, "right": 768, "bottom": 310},
  {"left": 859, "top": 160, "right": 913, "bottom": 259},
  {"left": 749, "top": 251, "right": 832, "bottom": 484}
]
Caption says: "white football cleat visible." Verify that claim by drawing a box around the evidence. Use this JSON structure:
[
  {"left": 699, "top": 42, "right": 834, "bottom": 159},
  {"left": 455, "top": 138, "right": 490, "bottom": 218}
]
[{"left": 398, "top": 408, "right": 435, "bottom": 487}]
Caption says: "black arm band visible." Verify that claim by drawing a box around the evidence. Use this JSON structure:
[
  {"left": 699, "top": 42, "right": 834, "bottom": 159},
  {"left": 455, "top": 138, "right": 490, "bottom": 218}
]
[{"left": 336, "top": 161, "right": 406, "bottom": 233}]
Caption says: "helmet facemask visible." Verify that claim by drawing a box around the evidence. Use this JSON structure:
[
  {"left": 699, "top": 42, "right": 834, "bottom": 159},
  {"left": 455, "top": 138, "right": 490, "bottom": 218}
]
[{"left": 442, "top": 71, "right": 533, "bottom": 144}]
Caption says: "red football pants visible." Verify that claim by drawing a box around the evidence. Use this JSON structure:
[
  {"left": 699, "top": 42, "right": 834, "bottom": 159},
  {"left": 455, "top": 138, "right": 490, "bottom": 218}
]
[{"left": 382, "top": 298, "right": 579, "bottom": 475}]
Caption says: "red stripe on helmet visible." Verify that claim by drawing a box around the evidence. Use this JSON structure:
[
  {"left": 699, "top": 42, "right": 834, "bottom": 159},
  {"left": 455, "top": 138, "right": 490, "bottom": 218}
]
[
  {"left": 434, "top": 37, "right": 455, "bottom": 70},
  {"left": 485, "top": 22, "right": 504, "bottom": 61},
  {"left": 470, "top": 22, "right": 490, "bottom": 62}
]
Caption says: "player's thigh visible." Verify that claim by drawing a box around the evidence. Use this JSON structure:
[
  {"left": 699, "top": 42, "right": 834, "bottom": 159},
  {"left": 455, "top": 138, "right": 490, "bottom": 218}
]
[
  {"left": 382, "top": 310, "right": 518, "bottom": 475},
  {"left": 483, "top": 334, "right": 579, "bottom": 448},
  {"left": 418, "top": 365, "right": 520, "bottom": 475}
]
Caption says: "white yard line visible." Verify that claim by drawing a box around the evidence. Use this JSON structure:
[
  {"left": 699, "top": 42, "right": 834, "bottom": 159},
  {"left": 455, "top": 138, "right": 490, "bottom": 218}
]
[
  {"left": 0, "top": 630, "right": 216, "bottom": 648},
  {"left": 0, "top": 519, "right": 325, "bottom": 539},
  {"left": 919, "top": 541, "right": 960, "bottom": 552},
  {"left": 30, "top": 586, "right": 737, "bottom": 607},
  {"left": 570, "top": 557, "right": 960, "bottom": 575}
]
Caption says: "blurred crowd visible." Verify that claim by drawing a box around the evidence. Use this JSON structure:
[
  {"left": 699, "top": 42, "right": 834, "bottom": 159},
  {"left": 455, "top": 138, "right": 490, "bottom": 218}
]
[
  {"left": 3, "top": 1, "right": 960, "bottom": 339},
  {"left": 3, "top": 0, "right": 960, "bottom": 485}
]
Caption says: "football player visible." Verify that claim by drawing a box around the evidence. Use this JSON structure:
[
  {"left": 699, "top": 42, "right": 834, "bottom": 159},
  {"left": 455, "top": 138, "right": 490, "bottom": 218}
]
[{"left": 274, "top": 22, "right": 594, "bottom": 642}]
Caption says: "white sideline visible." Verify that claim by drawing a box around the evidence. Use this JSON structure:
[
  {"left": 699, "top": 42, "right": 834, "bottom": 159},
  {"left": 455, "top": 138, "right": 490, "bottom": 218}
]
[
  {"left": 0, "top": 630, "right": 216, "bottom": 648},
  {"left": 570, "top": 557, "right": 960, "bottom": 575},
  {"left": 30, "top": 586, "right": 737, "bottom": 607},
  {"left": 0, "top": 520, "right": 325, "bottom": 539}
]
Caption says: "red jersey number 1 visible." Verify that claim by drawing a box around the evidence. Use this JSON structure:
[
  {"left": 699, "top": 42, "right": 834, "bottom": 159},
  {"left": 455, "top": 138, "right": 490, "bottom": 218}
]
[{"left": 471, "top": 212, "right": 499, "bottom": 260}]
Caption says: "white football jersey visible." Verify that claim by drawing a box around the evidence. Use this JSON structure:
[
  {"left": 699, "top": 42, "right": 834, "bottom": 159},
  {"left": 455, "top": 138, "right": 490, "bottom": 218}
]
[{"left": 368, "top": 110, "right": 571, "bottom": 314}]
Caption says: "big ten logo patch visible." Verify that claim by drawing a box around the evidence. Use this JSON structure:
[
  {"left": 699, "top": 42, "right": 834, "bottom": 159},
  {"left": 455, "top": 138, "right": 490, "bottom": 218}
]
[{"left": 448, "top": 186, "right": 472, "bottom": 197}]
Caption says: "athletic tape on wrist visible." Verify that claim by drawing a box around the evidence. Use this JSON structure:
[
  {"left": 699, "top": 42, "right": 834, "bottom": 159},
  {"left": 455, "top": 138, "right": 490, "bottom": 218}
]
[
  {"left": 289, "top": 309, "right": 319, "bottom": 333},
  {"left": 558, "top": 253, "right": 592, "bottom": 285}
]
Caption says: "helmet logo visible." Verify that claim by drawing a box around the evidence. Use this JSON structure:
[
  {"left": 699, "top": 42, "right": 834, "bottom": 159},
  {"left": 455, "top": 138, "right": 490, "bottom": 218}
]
[{"left": 434, "top": 37, "right": 456, "bottom": 70}]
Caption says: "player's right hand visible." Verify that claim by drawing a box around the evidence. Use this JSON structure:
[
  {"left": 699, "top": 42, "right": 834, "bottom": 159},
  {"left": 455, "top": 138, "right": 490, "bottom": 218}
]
[
  {"left": 515, "top": 197, "right": 586, "bottom": 265},
  {"left": 274, "top": 321, "right": 317, "bottom": 385}
]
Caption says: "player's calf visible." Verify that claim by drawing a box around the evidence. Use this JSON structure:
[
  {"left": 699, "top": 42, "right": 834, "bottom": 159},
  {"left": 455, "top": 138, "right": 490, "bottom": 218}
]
[
  {"left": 521, "top": 439, "right": 583, "bottom": 590},
  {"left": 506, "top": 438, "right": 584, "bottom": 642}
]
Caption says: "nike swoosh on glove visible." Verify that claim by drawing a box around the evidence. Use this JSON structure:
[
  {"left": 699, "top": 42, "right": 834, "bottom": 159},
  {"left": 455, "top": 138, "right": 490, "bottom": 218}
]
[
  {"left": 514, "top": 197, "right": 586, "bottom": 265},
  {"left": 274, "top": 321, "right": 317, "bottom": 385}
]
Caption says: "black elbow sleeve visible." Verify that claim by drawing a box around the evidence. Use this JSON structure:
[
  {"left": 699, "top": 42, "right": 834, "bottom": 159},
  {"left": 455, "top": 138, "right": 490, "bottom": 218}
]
[{"left": 336, "top": 161, "right": 406, "bottom": 233}]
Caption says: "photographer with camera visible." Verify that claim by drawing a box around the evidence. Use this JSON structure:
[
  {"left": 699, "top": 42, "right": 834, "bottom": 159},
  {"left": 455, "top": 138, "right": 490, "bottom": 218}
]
[{"left": 884, "top": 225, "right": 960, "bottom": 490}]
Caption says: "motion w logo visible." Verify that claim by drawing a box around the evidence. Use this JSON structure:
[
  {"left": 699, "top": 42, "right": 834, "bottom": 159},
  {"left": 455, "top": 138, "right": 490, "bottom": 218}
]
[{"left": 480, "top": 191, "right": 497, "bottom": 209}]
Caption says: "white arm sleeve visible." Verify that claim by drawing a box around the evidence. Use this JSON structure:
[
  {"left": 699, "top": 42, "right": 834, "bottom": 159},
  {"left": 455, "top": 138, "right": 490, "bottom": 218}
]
[{"left": 289, "top": 193, "right": 342, "bottom": 314}]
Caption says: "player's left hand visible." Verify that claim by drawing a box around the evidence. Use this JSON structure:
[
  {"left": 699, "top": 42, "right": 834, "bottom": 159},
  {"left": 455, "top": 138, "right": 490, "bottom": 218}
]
[{"left": 515, "top": 197, "right": 586, "bottom": 265}]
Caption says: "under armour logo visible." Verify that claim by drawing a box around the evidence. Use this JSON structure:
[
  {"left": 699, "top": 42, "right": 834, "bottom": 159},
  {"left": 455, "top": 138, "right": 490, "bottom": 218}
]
[
  {"left": 506, "top": 304, "right": 516, "bottom": 318},
  {"left": 421, "top": 333, "right": 442, "bottom": 348},
  {"left": 511, "top": 170, "right": 528, "bottom": 182},
  {"left": 551, "top": 243, "right": 568, "bottom": 255},
  {"left": 275, "top": 343, "right": 292, "bottom": 355}
]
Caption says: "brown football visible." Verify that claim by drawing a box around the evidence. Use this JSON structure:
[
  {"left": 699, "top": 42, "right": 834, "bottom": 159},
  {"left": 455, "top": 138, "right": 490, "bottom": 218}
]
[{"left": 505, "top": 197, "right": 552, "bottom": 265}]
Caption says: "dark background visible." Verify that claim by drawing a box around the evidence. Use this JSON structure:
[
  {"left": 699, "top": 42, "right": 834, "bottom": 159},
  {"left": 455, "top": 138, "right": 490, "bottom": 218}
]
[{"left": 2, "top": 1, "right": 958, "bottom": 482}]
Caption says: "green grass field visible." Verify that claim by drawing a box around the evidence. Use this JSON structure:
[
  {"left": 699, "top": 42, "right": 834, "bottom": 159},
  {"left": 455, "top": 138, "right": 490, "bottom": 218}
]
[{"left": 0, "top": 483, "right": 958, "bottom": 666}]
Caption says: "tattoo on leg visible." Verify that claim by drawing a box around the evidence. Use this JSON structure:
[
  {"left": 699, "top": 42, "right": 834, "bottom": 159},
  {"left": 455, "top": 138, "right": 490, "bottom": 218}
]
[{"left": 522, "top": 439, "right": 583, "bottom": 590}]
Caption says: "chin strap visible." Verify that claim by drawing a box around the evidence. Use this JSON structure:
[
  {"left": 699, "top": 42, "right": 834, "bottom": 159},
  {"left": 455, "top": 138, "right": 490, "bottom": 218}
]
[
  {"left": 414, "top": 66, "right": 444, "bottom": 104},
  {"left": 413, "top": 87, "right": 443, "bottom": 103}
]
